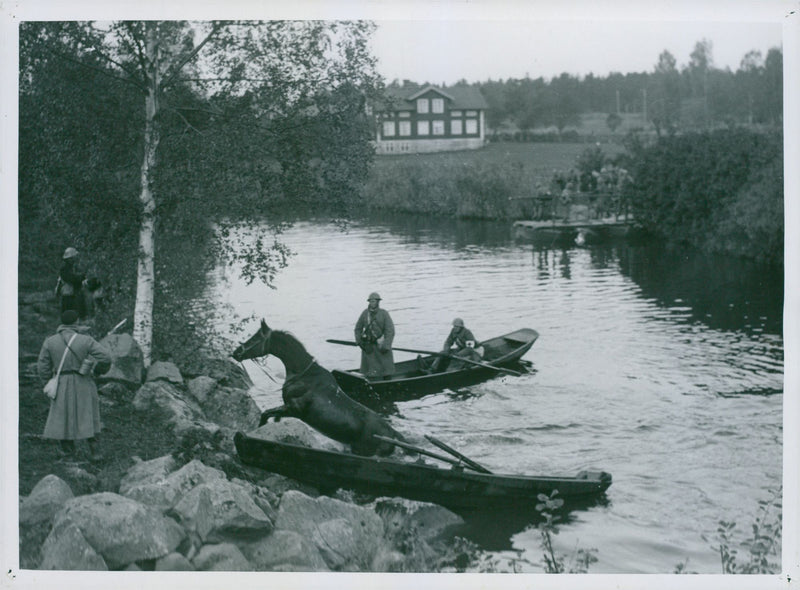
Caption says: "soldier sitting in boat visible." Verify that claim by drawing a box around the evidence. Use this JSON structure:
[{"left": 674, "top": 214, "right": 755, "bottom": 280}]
[{"left": 425, "top": 318, "right": 484, "bottom": 373}]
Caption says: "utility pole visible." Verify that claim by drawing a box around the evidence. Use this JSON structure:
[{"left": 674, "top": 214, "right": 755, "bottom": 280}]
[
  {"left": 616, "top": 89, "right": 620, "bottom": 115},
  {"left": 642, "top": 87, "right": 647, "bottom": 121}
]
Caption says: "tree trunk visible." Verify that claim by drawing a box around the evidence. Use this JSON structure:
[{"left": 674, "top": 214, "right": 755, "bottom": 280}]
[{"left": 133, "top": 23, "right": 160, "bottom": 366}]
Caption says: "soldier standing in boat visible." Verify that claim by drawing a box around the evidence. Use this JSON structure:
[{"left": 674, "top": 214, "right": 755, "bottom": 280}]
[{"left": 354, "top": 292, "right": 395, "bottom": 380}]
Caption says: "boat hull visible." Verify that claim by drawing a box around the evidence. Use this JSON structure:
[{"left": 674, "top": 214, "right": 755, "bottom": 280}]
[
  {"left": 234, "top": 433, "right": 611, "bottom": 514},
  {"left": 332, "top": 328, "right": 539, "bottom": 403}
]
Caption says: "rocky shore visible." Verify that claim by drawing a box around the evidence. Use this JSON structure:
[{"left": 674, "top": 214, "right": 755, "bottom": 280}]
[{"left": 17, "top": 291, "right": 470, "bottom": 572}]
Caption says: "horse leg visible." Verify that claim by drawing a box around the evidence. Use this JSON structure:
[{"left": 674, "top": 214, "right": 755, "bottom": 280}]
[{"left": 259, "top": 405, "right": 289, "bottom": 426}]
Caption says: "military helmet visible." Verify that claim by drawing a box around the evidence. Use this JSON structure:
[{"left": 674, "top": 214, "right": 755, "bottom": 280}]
[
  {"left": 452, "top": 317, "right": 464, "bottom": 327},
  {"left": 367, "top": 292, "right": 381, "bottom": 301},
  {"left": 63, "top": 247, "right": 79, "bottom": 259}
]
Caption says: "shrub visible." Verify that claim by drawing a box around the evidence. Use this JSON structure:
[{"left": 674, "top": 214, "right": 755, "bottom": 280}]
[{"left": 622, "top": 128, "right": 782, "bottom": 262}]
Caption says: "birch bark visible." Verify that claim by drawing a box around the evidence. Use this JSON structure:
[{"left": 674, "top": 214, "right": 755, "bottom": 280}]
[{"left": 133, "top": 23, "right": 160, "bottom": 366}]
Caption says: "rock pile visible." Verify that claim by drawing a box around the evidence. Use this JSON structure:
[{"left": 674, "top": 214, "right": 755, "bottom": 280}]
[{"left": 20, "top": 345, "right": 466, "bottom": 571}]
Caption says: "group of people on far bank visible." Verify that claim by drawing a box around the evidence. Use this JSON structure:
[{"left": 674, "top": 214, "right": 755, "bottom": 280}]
[{"left": 354, "top": 291, "right": 483, "bottom": 380}]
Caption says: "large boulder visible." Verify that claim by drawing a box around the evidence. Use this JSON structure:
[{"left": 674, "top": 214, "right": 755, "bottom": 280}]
[
  {"left": 230, "top": 477, "right": 279, "bottom": 516},
  {"left": 186, "top": 376, "right": 217, "bottom": 404},
  {"left": 191, "top": 543, "right": 252, "bottom": 571},
  {"left": 39, "top": 518, "right": 108, "bottom": 571},
  {"left": 239, "top": 530, "right": 329, "bottom": 572},
  {"left": 19, "top": 474, "right": 74, "bottom": 527},
  {"left": 372, "top": 498, "right": 465, "bottom": 543},
  {"left": 170, "top": 478, "right": 273, "bottom": 543},
  {"left": 155, "top": 552, "right": 196, "bottom": 571},
  {"left": 311, "top": 518, "right": 372, "bottom": 571},
  {"left": 99, "top": 333, "right": 144, "bottom": 387},
  {"left": 180, "top": 356, "right": 253, "bottom": 390},
  {"left": 118, "top": 455, "right": 178, "bottom": 496},
  {"left": 146, "top": 361, "right": 184, "bottom": 386},
  {"left": 52, "top": 492, "right": 186, "bottom": 569},
  {"left": 250, "top": 419, "right": 344, "bottom": 451},
  {"left": 132, "top": 380, "right": 220, "bottom": 437},
  {"left": 121, "top": 459, "right": 226, "bottom": 512},
  {"left": 274, "top": 490, "right": 384, "bottom": 571},
  {"left": 195, "top": 384, "right": 261, "bottom": 432}
]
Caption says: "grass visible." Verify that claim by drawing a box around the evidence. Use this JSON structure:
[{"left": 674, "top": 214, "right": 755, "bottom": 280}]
[{"left": 373, "top": 141, "right": 625, "bottom": 200}]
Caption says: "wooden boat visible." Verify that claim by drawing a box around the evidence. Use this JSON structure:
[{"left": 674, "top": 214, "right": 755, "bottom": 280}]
[
  {"left": 331, "top": 328, "right": 539, "bottom": 402},
  {"left": 233, "top": 432, "right": 611, "bottom": 514}
]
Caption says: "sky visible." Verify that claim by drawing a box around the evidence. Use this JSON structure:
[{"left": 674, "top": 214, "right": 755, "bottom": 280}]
[
  {"left": 2, "top": 0, "right": 790, "bottom": 88},
  {"left": 369, "top": 19, "right": 784, "bottom": 85}
]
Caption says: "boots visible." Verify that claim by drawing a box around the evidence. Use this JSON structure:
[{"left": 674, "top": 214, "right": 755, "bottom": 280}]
[
  {"left": 57, "top": 440, "right": 75, "bottom": 457},
  {"left": 87, "top": 437, "right": 102, "bottom": 461}
]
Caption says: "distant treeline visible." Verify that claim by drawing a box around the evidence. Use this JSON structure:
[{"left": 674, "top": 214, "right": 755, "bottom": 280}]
[{"left": 399, "top": 40, "right": 783, "bottom": 136}]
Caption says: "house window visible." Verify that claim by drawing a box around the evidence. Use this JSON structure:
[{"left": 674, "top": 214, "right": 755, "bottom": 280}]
[
  {"left": 417, "top": 120, "right": 430, "bottom": 136},
  {"left": 466, "top": 110, "right": 478, "bottom": 116},
  {"left": 399, "top": 120, "right": 411, "bottom": 136},
  {"left": 416, "top": 98, "right": 429, "bottom": 114},
  {"left": 451, "top": 119, "right": 463, "bottom": 135},
  {"left": 383, "top": 121, "right": 396, "bottom": 137},
  {"left": 465, "top": 119, "right": 478, "bottom": 134},
  {"left": 432, "top": 120, "right": 445, "bottom": 135},
  {"left": 398, "top": 111, "right": 410, "bottom": 118},
  {"left": 432, "top": 98, "right": 444, "bottom": 113},
  {"left": 451, "top": 110, "right": 463, "bottom": 117}
]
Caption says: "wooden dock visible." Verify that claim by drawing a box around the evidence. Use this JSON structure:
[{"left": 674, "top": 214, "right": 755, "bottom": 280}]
[{"left": 513, "top": 215, "right": 635, "bottom": 245}]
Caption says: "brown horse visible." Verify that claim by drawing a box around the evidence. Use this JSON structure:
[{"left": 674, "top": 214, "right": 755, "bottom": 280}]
[{"left": 232, "top": 319, "right": 404, "bottom": 457}]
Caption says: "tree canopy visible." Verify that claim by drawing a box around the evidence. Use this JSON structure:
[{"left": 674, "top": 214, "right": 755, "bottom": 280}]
[{"left": 19, "top": 20, "right": 382, "bottom": 364}]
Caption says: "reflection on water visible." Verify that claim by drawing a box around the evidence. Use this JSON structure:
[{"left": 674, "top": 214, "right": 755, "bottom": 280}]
[
  {"left": 202, "top": 211, "right": 783, "bottom": 573},
  {"left": 617, "top": 242, "right": 783, "bottom": 337}
]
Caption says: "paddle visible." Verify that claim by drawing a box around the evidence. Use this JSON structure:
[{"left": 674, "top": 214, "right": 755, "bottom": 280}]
[
  {"left": 425, "top": 435, "right": 493, "bottom": 474},
  {"left": 326, "top": 339, "right": 522, "bottom": 377},
  {"left": 373, "top": 435, "right": 488, "bottom": 473}
]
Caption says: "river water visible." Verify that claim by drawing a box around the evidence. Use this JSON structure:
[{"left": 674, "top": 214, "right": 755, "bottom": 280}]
[{"left": 204, "top": 213, "right": 783, "bottom": 574}]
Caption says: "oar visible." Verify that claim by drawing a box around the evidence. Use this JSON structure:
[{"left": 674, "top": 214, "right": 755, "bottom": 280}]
[
  {"left": 424, "top": 435, "right": 493, "bottom": 474},
  {"left": 326, "top": 339, "right": 522, "bottom": 377},
  {"left": 373, "top": 435, "right": 487, "bottom": 473}
]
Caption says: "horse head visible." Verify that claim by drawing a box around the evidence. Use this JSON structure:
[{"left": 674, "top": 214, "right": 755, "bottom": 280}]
[{"left": 232, "top": 319, "right": 273, "bottom": 362}]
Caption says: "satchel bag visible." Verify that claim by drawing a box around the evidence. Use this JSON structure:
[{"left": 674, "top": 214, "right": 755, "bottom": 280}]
[{"left": 44, "top": 333, "right": 78, "bottom": 401}]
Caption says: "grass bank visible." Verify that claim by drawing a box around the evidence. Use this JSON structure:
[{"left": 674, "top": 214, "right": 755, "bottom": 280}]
[{"left": 360, "top": 142, "right": 624, "bottom": 219}]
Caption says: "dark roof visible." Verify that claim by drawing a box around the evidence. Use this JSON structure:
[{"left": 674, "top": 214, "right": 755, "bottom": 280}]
[{"left": 377, "top": 84, "right": 488, "bottom": 112}]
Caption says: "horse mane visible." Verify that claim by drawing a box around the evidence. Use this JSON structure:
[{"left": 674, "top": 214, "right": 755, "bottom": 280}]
[{"left": 271, "top": 329, "right": 311, "bottom": 357}]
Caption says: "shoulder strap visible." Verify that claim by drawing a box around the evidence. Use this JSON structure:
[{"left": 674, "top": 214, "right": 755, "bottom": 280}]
[{"left": 55, "top": 333, "right": 78, "bottom": 378}]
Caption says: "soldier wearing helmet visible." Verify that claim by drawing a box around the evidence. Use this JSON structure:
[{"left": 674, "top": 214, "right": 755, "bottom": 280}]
[
  {"left": 354, "top": 292, "right": 395, "bottom": 379},
  {"left": 429, "top": 317, "right": 482, "bottom": 373},
  {"left": 56, "top": 247, "right": 87, "bottom": 319}
]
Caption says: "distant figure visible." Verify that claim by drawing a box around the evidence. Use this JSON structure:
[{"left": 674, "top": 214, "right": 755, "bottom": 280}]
[
  {"left": 56, "top": 247, "right": 86, "bottom": 319},
  {"left": 82, "top": 276, "right": 106, "bottom": 317},
  {"left": 37, "top": 309, "right": 111, "bottom": 460},
  {"left": 354, "top": 292, "right": 395, "bottom": 380},
  {"left": 429, "top": 318, "right": 483, "bottom": 373}
]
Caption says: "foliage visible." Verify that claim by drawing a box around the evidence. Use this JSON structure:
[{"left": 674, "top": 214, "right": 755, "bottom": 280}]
[
  {"left": 536, "top": 490, "right": 598, "bottom": 574},
  {"left": 606, "top": 112, "right": 622, "bottom": 133},
  {"left": 673, "top": 559, "right": 698, "bottom": 574},
  {"left": 621, "top": 128, "right": 782, "bottom": 263},
  {"left": 479, "top": 43, "right": 781, "bottom": 136},
  {"left": 715, "top": 488, "right": 782, "bottom": 574},
  {"left": 19, "top": 20, "right": 381, "bottom": 361},
  {"left": 360, "top": 158, "right": 526, "bottom": 220}
]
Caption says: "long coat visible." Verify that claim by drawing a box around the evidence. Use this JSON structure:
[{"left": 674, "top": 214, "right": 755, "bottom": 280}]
[
  {"left": 59, "top": 260, "right": 86, "bottom": 317},
  {"left": 37, "top": 325, "right": 111, "bottom": 440},
  {"left": 354, "top": 307, "right": 395, "bottom": 378}
]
